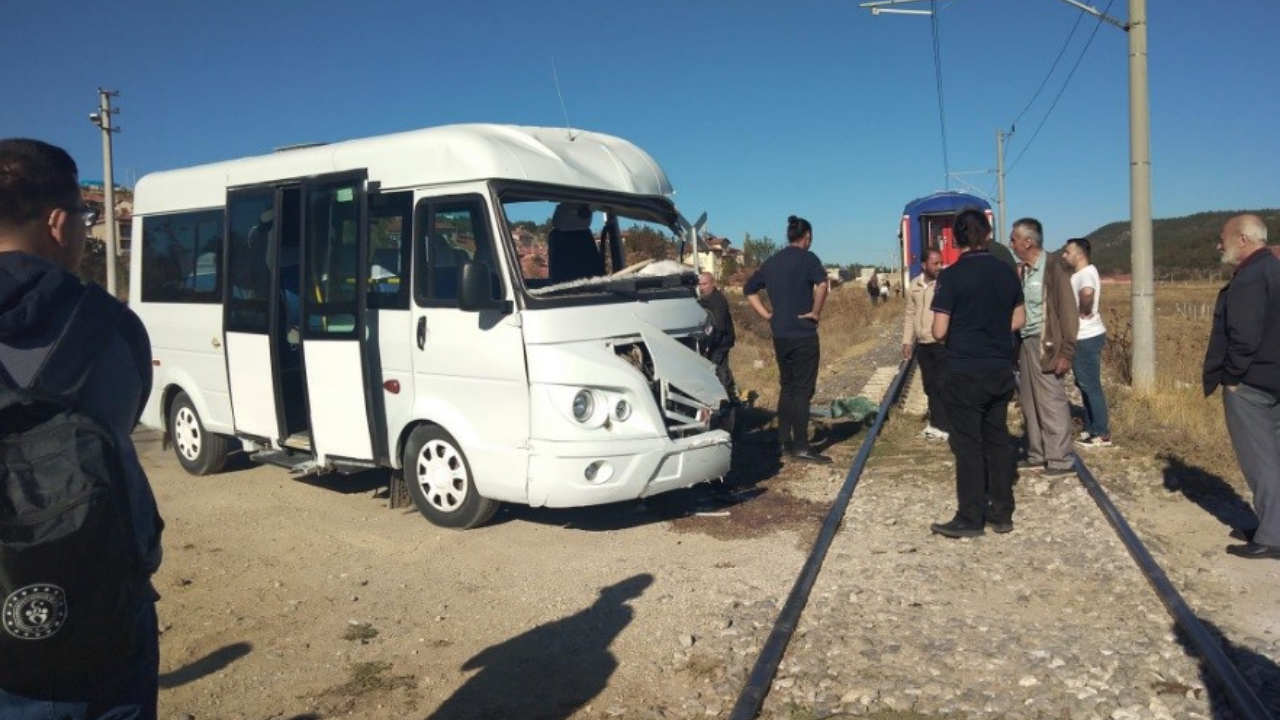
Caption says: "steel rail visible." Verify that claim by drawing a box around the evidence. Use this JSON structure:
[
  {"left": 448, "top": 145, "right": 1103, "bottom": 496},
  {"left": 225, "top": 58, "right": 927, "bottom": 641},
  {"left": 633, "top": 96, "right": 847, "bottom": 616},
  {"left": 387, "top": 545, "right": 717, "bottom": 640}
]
[
  {"left": 727, "top": 353, "right": 1274, "bottom": 720},
  {"left": 728, "top": 357, "right": 913, "bottom": 720},
  {"left": 1073, "top": 458, "right": 1275, "bottom": 720}
]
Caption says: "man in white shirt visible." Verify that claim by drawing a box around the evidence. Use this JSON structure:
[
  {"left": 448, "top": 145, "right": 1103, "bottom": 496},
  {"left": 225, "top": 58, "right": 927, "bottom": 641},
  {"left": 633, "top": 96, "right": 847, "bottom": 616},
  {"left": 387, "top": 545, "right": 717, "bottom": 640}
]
[{"left": 1063, "top": 238, "right": 1111, "bottom": 447}]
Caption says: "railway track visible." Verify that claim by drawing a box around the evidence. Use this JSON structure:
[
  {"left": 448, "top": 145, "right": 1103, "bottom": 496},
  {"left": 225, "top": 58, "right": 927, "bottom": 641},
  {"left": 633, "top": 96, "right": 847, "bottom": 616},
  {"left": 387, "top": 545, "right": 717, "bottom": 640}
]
[{"left": 727, "top": 358, "right": 1276, "bottom": 720}]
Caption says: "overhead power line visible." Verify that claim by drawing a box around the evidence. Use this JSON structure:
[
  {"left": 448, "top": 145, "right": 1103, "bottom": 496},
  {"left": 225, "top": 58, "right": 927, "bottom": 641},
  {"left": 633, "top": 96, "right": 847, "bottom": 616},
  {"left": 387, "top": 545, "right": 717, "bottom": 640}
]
[
  {"left": 1007, "top": 0, "right": 1116, "bottom": 172},
  {"left": 929, "top": 1, "right": 950, "bottom": 186},
  {"left": 1010, "top": 8, "right": 1087, "bottom": 131}
]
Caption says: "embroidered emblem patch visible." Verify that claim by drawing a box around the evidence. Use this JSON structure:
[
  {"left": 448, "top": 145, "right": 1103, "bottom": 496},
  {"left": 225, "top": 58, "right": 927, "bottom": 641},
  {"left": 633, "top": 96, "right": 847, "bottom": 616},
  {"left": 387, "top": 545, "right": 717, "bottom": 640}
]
[{"left": 3, "top": 584, "right": 68, "bottom": 640}]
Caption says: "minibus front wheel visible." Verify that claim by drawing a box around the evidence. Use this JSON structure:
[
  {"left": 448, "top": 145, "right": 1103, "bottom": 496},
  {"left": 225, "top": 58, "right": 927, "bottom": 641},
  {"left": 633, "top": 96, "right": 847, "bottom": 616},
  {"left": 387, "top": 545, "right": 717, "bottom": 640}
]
[
  {"left": 168, "top": 390, "right": 230, "bottom": 476},
  {"left": 404, "top": 425, "right": 499, "bottom": 529}
]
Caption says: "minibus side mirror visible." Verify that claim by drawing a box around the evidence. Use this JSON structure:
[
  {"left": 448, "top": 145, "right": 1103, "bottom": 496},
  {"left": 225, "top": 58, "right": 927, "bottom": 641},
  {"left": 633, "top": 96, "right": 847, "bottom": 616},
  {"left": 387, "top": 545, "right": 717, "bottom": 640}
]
[{"left": 458, "top": 260, "right": 508, "bottom": 313}]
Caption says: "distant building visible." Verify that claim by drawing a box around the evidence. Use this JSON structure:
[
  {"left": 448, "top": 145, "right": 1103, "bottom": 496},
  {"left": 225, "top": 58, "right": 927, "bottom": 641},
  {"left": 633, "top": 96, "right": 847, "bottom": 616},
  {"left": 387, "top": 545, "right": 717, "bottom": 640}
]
[
  {"left": 81, "top": 182, "right": 133, "bottom": 256},
  {"left": 679, "top": 233, "right": 740, "bottom": 279}
]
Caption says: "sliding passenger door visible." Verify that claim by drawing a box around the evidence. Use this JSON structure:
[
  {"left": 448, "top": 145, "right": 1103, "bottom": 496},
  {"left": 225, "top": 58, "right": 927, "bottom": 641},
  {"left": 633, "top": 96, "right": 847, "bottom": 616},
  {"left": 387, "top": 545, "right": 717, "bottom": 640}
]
[
  {"left": 224, "top": 189, "right": 282, "bottom": 441},
  {"left": 299, "top": 174, "right": 376, "bottom": 462}
]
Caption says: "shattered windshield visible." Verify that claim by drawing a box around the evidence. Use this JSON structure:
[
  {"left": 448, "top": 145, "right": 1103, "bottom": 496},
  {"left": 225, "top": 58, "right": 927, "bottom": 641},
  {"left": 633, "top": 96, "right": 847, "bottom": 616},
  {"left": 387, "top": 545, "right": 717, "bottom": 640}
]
[{"left": 499, "top": 191, "right": 696, "bottom": 299}]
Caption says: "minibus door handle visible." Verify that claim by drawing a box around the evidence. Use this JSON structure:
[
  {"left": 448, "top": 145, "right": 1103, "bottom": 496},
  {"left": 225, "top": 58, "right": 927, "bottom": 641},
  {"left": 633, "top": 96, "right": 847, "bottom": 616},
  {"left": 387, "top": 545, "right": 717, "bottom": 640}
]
[{"left": 416, "top": 316, "right": 427, "bottom": 350}]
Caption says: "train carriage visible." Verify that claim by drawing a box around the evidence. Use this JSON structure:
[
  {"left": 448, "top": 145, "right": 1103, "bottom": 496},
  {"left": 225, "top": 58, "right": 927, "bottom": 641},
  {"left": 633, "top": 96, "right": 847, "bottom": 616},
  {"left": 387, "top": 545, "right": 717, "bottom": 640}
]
[{"left": 901, "top": 191, "right": 995, "bottom": 279}]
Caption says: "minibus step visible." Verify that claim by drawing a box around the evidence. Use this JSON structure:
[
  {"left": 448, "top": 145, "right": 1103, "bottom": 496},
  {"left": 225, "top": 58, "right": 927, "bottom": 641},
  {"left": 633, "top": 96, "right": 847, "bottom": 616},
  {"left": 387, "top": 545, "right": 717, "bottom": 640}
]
[
  {"left": 282, "top": 433, "right": 312, "bottom": 451},
  {"left": 251, "top": 449, "right": 322, "bottom": 476}
]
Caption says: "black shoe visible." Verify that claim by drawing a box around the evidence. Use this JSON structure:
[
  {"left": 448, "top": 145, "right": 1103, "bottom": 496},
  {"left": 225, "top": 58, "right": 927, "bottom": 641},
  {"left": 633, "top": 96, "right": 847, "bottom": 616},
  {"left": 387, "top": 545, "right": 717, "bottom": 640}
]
[
  {"left": 1042, "top": 465, "right": 1076, "bottom": 478},
  {"left": 1228, "top": 527, "right": 1257, "bottom": 543},
  {"left": 1225, "top": 542, "right": 1280, "bottom": 559},
  {"left": 930, "top": 517, "right": 985, "bottom": 538},
  {"left": 988, "top": 519, "right": 1014, "bottom": 534},
  {"left": 1016, "top": 460, "right": 1045, "bottom": 473},
  {"left": 790, "top": 449, "right": 833, "bottom": 465}
]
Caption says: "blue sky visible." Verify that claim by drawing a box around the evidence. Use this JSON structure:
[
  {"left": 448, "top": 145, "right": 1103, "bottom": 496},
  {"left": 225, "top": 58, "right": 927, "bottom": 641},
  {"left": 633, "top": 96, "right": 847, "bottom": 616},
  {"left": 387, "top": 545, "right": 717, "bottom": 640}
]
[{"left": 4, "top": 0, "right": 1276, "bottom": 266}]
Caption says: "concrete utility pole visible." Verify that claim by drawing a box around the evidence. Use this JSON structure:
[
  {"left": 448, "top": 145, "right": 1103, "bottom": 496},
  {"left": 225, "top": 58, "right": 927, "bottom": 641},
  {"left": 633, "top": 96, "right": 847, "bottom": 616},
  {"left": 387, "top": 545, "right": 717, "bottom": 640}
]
[
  {"left": 89, "top": 88, "right": 120, "bottom": 298},
  {"left": 1126, "top": 0, "right": 1155, "bottom": 393},
  {"left": 996, "top": 128, "right": 1010, "bottom": 244},
  {"left": 1051, "top": 0, "right": 1153, "bottom": 391}
]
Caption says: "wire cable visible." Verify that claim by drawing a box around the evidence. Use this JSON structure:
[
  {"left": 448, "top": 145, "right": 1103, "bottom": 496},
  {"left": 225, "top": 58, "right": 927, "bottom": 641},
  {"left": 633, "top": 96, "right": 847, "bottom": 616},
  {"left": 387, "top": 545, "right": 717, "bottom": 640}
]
[
  {"left": 1007, "top": 0, "right": 1116, "bottom": 172},
  {"left": 1009, "top": 9, "right": 1087, "bottom": 131},
  {"left": 929, "top": 1, "right": 950, "bottom": 187}
]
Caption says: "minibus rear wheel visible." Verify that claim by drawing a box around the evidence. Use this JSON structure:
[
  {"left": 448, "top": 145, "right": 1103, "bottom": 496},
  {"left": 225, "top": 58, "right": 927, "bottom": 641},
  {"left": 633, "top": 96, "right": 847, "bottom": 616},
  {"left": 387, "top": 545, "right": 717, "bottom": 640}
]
[
  {"left": 169, "top": 391, "right": 230, "bottom": 475},
  {"left": 404, "top": 426, "right": 499, "bottom": 529}
]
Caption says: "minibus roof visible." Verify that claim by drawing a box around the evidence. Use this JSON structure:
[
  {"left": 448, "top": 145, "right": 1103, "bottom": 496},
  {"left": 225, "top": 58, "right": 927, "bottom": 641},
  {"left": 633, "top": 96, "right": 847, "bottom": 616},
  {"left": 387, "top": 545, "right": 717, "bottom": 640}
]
[{"left": 133, "top": 124, "right": 674, "bottom": 215}]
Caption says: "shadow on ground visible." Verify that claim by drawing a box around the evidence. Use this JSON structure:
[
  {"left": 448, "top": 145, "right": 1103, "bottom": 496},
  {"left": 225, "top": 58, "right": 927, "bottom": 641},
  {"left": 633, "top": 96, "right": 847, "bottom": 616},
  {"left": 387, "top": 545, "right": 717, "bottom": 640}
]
[
  {"left": 1159, "top": 453, "right": 1258, "bottom": 537},
  {"left": 158, "top": 642, "right": 252, "bottom": 689},
  {"left": 1173, "top": 616, "right": 1280, "bottom": 718},
  {"left": 424, "top": 574, "right": 654, "bottom": 720}
]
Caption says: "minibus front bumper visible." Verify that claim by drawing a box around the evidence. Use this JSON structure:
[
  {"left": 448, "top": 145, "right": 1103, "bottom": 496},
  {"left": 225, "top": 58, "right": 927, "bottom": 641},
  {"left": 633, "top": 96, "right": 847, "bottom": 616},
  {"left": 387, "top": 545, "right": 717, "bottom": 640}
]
[{"left": 525, "top": 430, "right": 732, "bottom": 508}]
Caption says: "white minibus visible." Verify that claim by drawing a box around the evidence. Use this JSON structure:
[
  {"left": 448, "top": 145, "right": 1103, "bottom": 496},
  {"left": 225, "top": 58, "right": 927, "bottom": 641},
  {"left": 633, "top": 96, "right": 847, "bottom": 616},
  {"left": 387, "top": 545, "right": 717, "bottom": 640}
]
[{"left": 130, "top": 124, "right": 732, "bottom": 528}]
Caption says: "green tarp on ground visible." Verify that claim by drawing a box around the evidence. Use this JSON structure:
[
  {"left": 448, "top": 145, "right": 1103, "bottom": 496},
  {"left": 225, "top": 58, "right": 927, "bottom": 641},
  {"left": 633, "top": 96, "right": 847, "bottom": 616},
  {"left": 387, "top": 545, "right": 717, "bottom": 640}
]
[{"left": 810, "top": 396, "right": 879, "bottom": 422}]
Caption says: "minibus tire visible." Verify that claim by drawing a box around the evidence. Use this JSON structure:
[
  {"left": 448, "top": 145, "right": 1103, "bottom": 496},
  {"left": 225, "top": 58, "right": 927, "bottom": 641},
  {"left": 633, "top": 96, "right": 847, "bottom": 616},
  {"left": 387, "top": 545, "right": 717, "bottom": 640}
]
[
  {"left": 404, "top": 426, "right": 499, "bottom": 529},
  {"left": 169, "top": 391, "right": 230, "bottom": 475}
]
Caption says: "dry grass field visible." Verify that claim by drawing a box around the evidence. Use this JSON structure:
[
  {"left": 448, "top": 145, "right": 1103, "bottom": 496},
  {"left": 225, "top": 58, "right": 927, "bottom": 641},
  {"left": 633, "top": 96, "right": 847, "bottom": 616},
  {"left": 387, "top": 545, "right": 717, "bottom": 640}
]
[{"left": 1098, "top": 281, "right": 1238, "bottom": 480}]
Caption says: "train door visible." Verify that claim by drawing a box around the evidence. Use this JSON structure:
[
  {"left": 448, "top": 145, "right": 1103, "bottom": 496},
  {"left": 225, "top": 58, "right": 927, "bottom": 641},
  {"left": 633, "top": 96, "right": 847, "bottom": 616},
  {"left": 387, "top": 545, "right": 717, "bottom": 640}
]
[{"left": 920, "top": 214, "right": 960, "bottom": 267}]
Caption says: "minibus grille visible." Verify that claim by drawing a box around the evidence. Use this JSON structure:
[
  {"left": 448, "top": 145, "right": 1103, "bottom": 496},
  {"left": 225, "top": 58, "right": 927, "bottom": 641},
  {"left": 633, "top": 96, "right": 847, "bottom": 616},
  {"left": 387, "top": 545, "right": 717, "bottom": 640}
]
[{"left": 661, "top": 381, "right": 710, "bottom": 439}]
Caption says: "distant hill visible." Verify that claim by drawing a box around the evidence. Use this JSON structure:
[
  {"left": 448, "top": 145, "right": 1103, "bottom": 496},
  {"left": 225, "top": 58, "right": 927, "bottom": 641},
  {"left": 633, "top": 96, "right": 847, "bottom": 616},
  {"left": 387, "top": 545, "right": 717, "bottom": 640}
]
[{"left": 1082, "top": 209, "right": 1280, "bottom": 279}]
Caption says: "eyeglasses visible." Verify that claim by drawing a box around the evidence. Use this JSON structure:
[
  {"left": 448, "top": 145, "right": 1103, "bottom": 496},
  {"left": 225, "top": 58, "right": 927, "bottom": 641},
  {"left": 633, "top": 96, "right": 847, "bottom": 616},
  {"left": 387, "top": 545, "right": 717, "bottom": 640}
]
[{"left": 67, "top": 204, "right": 99, "bottom": 227}]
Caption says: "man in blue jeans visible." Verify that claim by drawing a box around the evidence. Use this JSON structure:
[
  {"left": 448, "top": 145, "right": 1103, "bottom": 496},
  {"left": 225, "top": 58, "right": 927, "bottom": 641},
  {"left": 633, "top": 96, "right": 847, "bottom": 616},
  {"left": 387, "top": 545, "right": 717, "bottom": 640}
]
[
  {"left": 1063, "top": 238, "right": 1111, "bottom": 447},
  {"left": 0, "top": 139, "right": 162, "bottom": 717},
  {"left": 1203, "top": 214, "right": 1280, "bottom": 560}
]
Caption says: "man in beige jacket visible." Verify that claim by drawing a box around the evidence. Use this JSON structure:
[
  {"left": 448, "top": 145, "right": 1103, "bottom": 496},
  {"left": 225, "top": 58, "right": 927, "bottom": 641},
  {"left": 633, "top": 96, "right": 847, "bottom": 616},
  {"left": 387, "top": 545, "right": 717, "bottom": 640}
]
[
  {"left": 903, "top": 248, "right": 949, "bottom": 440},
  {"left": 1009, "top": 218, "right": 1079, "bottom": 476}
]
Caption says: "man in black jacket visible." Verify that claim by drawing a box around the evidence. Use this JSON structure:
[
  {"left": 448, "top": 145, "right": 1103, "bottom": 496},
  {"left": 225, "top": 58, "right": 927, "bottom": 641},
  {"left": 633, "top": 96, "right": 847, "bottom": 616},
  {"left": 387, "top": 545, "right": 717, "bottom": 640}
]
[
  {"left": 929, "top": 209, "right": 1025, "bottom": 537},
  {"left": 1203, "top": 213, "right": 1280, "bottom": 560},
  {"left": 697, "top": 271, "right": 736, "bottom": 398},
  {"left": 0, "top": 138, "right": 163, "bottom": 716},
  {"left": 745, "top": 215, "right": 831, "bottom": 464}
]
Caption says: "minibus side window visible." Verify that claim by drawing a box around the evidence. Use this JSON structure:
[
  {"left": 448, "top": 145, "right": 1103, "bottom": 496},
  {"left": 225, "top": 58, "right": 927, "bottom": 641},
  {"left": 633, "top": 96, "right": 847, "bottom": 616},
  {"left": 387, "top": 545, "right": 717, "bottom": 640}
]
[
  {"left": 140, "top": 210, "right": 224, "bottom": 303},
  {"left": 303, "top": 182, "right": 361, "bottom": 337},
  {"left": 367, "top": 191, "right": 413, "bottom": 310},
  {"left": 414, "top": 198, "right": 502, "bottom": 306},
  {"left": 226, "top": 192, "right": 276, "bottom": 332}
]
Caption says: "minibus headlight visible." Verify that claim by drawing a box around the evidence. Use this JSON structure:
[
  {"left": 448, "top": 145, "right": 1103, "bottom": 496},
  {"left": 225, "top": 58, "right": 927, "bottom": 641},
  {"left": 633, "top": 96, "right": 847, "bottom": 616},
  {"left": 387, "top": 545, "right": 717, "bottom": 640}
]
[
  {"left": 614, "top": 399, "right": 632, "bottom": 422},
  {"left": 572, "top": 390, "right": 595, "bottom": 423}
]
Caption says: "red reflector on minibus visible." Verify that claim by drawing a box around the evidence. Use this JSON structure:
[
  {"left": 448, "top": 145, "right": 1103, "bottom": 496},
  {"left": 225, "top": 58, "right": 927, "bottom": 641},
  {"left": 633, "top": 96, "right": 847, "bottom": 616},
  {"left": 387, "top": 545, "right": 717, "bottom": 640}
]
[
  {"left": 383, "top": 380, "right": 401, "bottom": 394},
  {"left": 152, "top": 360, "right": 160, "bottom": 366}
]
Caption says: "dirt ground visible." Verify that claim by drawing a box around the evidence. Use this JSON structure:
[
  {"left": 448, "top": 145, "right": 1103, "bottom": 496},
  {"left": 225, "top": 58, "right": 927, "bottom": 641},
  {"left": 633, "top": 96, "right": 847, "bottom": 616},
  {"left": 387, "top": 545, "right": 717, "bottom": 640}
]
[
  {"left": 143, "top": 427, "right": 838, "bottom": 720},
  {"left": 144, "top": 301, "right": 1279, "bottom": 720}
]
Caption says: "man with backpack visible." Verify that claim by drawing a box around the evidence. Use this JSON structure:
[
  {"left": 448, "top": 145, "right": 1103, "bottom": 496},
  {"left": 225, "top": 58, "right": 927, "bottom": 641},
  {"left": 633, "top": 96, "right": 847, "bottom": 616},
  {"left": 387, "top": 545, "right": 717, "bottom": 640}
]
[{"left": 0, "top": 138, "right": 163, "bottom": 717}]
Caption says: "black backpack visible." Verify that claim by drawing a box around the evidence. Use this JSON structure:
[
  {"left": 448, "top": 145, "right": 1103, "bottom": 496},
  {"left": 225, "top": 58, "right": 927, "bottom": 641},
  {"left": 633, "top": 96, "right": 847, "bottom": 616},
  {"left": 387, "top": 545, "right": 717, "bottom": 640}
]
[{"left": 0, "top": 284, "right": 147, "bottom": 691}]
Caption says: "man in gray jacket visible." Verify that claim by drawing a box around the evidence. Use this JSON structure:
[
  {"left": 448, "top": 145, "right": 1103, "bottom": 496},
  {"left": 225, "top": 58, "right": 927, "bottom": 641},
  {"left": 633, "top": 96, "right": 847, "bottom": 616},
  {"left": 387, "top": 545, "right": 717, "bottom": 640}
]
[
  {"left": 0, "top": 138, "right": 163, "bottom": 716},
  {"left": 1204, "top": 213, "right": 1280, "bottom": 560},
  {"left": 1009, "top": 218, "right": 1078, "bottom": 477}
]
